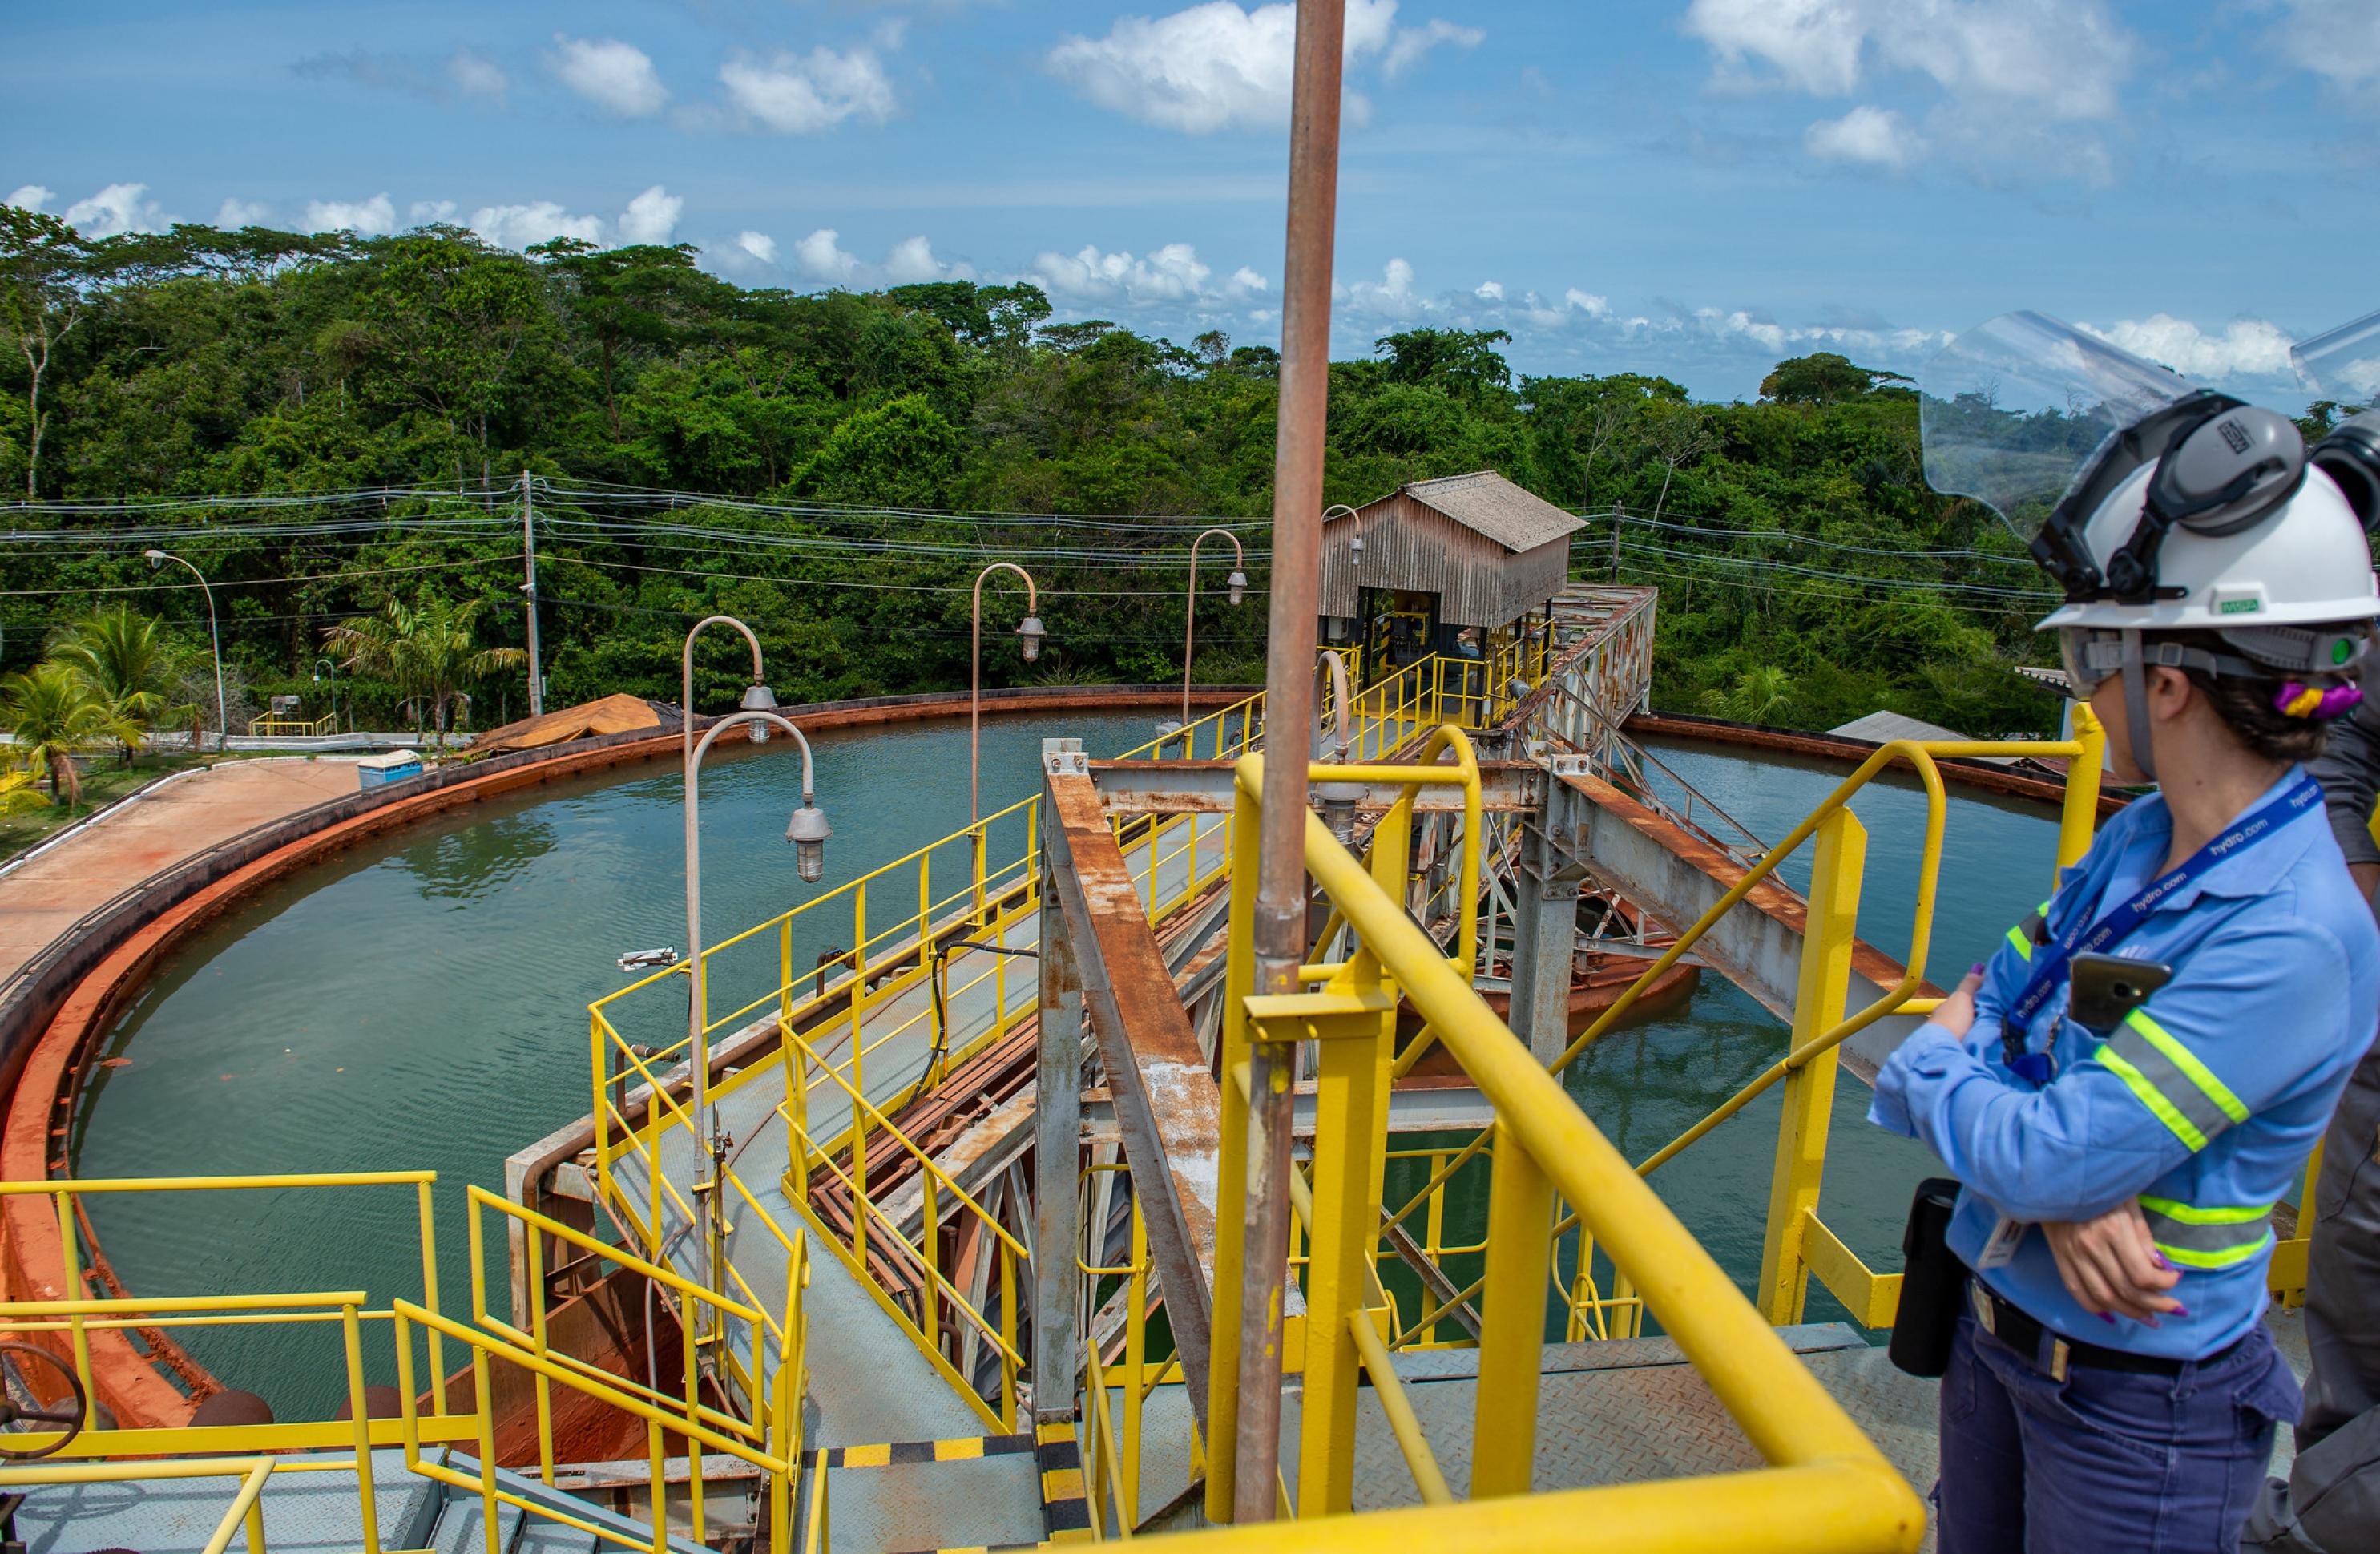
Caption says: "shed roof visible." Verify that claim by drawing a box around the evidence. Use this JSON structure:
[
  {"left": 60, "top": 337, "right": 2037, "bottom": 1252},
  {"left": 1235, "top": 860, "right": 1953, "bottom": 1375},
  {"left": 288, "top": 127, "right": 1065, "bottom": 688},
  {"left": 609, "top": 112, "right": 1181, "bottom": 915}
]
[{"left": 1357, "top": 470, "right": 1586, "bottom": 553}]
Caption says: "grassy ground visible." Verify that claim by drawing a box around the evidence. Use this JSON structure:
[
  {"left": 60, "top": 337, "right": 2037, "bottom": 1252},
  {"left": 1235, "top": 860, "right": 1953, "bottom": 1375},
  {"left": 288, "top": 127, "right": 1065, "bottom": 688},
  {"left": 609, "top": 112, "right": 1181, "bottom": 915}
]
[{"left": 0, "top": 751, "right": 232, "bottom": 863}]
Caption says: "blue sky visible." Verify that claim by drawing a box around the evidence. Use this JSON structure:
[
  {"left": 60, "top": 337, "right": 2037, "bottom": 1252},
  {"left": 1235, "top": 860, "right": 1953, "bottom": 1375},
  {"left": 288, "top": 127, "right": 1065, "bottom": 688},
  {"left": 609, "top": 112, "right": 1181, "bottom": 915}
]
[{"left": 6, "top": 0, "right": 2379, "bottom": 401}]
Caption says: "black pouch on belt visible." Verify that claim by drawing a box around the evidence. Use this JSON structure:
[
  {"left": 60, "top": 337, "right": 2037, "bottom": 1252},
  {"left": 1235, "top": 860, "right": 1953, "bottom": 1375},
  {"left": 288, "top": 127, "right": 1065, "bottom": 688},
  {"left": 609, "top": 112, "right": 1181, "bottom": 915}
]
[{"left": 1888, "top": 1177, "right": 1967, "bottom": 1378}]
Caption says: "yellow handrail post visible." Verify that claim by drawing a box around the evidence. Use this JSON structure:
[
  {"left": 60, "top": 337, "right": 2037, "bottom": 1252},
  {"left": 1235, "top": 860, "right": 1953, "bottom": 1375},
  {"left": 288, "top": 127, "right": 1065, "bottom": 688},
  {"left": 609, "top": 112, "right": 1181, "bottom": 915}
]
[
  {"left": 922, "top": 1174, "right": 941, "bottom": 1360},
  {"left": 530, "top": 1224, "right": 555, "bottom": 1482},
  {"left": 1204, "top": 775, "right": 1265, "bottom": 1522},
  {"left": 781, "top": 918, "right": 794, "bottom": 1032},
  {"left": 647, "top": 1418, "right": 668, "bottom": 1554},
  {"left": 344, "top": 1300, "right": 385, "bottom": 1554},
  {"left": 1273, "top": 983, "right": 1395, "bottom": 1517},
  {"left": 1753, "top": 807, "right": 1866, "bottom": 1326},
  {"left": 51, "top": 1191, "right": 93, "bottom": 1404},
  {"left": 2058, "top": 703, "right": 2106, "bottom": 871},
  {"left": 1123, "top": 1194, "right": 1148, "bottom": 1528},
  {"left": 1468, "top": 1119, "right": 1554, "bottom": 1499},
  {"left": 999, "top": 1244, "right": 1019, "bottom": 1430},
  {"left": 240, "top": 1456, "right": 270, "bottom": 1554},
  {"left": 416, "top": 1176, "right": 446, "bottom": 1412}
]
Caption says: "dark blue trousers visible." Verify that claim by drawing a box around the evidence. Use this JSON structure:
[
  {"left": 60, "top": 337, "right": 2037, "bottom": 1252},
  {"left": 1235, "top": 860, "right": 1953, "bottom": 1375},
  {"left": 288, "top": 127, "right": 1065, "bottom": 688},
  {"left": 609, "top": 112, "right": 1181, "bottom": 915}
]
[{"left": 1937, "top": 1305, "right": 2302, "bottom": 1553}]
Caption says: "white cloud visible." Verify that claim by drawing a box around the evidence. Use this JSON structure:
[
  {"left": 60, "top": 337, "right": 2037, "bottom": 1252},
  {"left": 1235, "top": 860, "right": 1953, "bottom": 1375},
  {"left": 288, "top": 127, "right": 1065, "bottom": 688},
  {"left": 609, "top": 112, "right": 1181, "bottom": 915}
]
[
  {"left": 1048, "top": 0, "right": 1479, "bottom": 133},
  {"left": 617, "top": 184, "right": 682, "bottom": 245},
  {"left": 736, "top": 231, "right": 779, "bottom": 265},
  {"left": 448, "top": 48, "right": 508, "bottom": 102},
  {"left": 1382, "top": 17, "right": 1482, "bottom": 79},
  {"left": 1029, "top": 241, "right": 1263, "bottom": 309},
  {"left": 1474, "top": 280, "right": 1505, "bottom": 301},
  {"left": 305, "top": 193, "right": 397, "bottom": 236},
  {"left": 719, "top": 46, "right": 896, "bottom": 134},
  {"left": 883, "top": 235, "right": 974, "bottom": 284},
  {"left": 794, "top": 228, "right": 863, "bottom": 285},
  {"left": 1686, "top": 0, "right": 2134, "bottom": 176},
  {"left": 6, "top": 185, "right": 54, "bottom": 213},
  {"left": 410, "top": 199, "right": 458, "bottom": 224},
  {"left": 215, "top": 197, "right": 271, "bottom": 228},
  {"left": 2272, "top": 0, "right": 2380, "bottom": 94},
  {"left": 1805, "top": 104, "right": 1922, "bottom": 168},
  {"left": 63, "top": 182, "right": 171, "bottom": 236},
  {"left": 1337, "top": 256, "right": 1429, "bottom": 321},
  {"left": 2078, "top": 315, "right": 2297, "bottom": 382},
  {"left": 551, "top": 35, "right": 668, "bottom": 118},
  {"left": 470, "top": 200, "right": 605, "bottom": 249}
]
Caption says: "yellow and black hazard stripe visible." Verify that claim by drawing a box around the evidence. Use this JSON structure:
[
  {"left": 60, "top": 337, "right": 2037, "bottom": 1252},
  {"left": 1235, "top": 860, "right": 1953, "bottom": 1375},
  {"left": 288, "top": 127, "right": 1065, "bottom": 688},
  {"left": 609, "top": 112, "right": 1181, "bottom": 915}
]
[
  {"left": 817, "top": 1431, "right": 1035, "bottom": 1469},
  {"left": 1037, "top": 1419, "right": 1093, "bottom": 1542}
]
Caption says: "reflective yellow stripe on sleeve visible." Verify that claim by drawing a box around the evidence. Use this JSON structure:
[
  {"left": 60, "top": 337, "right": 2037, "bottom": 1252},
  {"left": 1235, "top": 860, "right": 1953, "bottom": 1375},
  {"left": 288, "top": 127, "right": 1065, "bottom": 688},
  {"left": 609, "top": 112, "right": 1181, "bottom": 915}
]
[
  {"left": 2094, "top": 1007, "right": 2249, "bottom": 1152},
  {"left": 2138, "top": 1196, "right": 2276, "bottom": 1270}
]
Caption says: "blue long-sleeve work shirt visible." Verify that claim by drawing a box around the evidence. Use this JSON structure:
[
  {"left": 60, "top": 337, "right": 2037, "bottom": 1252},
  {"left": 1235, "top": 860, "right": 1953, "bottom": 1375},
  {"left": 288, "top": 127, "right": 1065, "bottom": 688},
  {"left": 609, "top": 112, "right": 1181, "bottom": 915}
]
[{"left": 1870, "top": 766, "right": 2380, "bottom": 1359}]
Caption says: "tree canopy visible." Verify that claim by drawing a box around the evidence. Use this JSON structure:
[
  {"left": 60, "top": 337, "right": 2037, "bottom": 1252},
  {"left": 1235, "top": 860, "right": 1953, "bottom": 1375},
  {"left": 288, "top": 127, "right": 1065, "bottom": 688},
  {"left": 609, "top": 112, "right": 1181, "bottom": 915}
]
[{"left": 0, "top": 221, "right": 2056, "bottom": 737}]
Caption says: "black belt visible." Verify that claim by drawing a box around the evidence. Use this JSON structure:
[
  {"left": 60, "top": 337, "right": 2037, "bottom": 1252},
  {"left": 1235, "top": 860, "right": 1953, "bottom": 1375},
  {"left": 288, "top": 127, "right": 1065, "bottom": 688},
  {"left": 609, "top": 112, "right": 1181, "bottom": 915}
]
[{"left": 1970, "top": 1282, "right": 2240, "bottom": 1381}]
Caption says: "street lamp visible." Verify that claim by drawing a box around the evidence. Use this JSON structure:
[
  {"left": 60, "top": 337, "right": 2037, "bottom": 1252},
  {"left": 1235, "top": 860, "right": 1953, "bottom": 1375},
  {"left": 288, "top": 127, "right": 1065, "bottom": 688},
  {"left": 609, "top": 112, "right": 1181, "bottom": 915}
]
[
  {"left": 144, "top": 550, "right": 226, "bottom": 752},
  {"left": 970, "top": 562, "right": 1043, "bottom": 824},
  {"left": 678, "top": 612, "right": 832, "bottom": 1307},
  {"left": 310, "top": 656, "right": 340, "bottom": 735},
  {"left": 684, "top": 704, "right": 829, "bottom": 1306},
  {"left": 1177, "top": 527, "right": 1248, "bottom": 734}
]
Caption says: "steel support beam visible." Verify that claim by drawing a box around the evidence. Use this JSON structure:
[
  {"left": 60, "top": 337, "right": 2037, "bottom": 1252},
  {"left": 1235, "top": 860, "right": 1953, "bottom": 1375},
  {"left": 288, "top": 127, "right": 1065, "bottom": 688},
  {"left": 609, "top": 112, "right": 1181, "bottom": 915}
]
[
  {"left": 1090, "top": 759, "right": 1543, "bottom": 815},
  {"left": 1553, "top": 767, "right": 1936, "bottom": 1084},
  {"left": 1508, "top": 758, "right": 1591, "bottom": 1066},
  {"left": 1031, "top": 741, "right": 1090, "bottom": 1425},
  {"left": 1042, "top": 757, "right": 1216, "bottom": 1425}
]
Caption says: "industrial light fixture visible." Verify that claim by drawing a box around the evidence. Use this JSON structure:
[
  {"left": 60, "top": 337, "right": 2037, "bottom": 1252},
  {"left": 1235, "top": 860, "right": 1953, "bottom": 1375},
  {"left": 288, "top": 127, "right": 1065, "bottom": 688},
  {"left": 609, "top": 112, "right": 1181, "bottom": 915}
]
[
  {"left": 740, "top": 680, "right": 778, "bottom": 744},
  {"left": 786, "top": 801, "right": 833, "bottom": 883},
  {"left": 1016, "top": 614, "right": 1045, "bottom": 663},
  {"left": 1226, "top": 570, "right": 1248, "bottom": 607}
]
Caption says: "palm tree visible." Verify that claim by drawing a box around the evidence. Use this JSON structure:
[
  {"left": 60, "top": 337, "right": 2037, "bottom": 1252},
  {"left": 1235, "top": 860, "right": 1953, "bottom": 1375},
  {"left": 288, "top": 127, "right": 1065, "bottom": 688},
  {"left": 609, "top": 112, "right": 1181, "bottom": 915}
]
[
  {"left": 1698, "top": 665, "right": 1797, "bottom": 726},
  {"left": 47, "top": 604, "right": 190, "bottom": 762},
  {"left": 1, "top": 663, "right": 135, "bottom": 803},
  {"left": 325, "top": 593, "right": 527, "bottom": 749}
]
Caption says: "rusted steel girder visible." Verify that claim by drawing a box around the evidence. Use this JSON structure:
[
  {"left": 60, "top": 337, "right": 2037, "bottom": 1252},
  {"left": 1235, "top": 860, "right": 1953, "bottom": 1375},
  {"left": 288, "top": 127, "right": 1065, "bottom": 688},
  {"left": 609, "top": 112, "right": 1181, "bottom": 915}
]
[
  {"left": 1552, "top": 763, "right": 1939, "bottom": 1084},
  {"left": 1041, "top": 758, "right": 1217, "bottom": 1424}
]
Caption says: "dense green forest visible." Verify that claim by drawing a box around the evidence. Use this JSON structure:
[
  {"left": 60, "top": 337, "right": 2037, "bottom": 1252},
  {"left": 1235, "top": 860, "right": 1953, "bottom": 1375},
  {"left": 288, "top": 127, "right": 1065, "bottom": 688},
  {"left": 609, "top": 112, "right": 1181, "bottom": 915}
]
[{"left": 0, "top": 208, "right": 2064, "bottom": 737}]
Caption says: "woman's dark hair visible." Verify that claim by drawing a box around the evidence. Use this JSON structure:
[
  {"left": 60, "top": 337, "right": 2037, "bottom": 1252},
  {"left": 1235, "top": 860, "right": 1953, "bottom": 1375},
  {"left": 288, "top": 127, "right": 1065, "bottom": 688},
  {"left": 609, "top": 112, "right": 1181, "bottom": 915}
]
[{"left": 2161, "top": 628, "right": 2331, "bottom": 763}]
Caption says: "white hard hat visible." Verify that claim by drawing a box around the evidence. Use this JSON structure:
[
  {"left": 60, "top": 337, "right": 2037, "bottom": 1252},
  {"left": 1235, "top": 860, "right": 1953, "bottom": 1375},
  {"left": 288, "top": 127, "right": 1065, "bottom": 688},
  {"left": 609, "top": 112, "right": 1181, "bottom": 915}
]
[{"left": 2039, "top": 463, "right": 2380, "bottom": 636}]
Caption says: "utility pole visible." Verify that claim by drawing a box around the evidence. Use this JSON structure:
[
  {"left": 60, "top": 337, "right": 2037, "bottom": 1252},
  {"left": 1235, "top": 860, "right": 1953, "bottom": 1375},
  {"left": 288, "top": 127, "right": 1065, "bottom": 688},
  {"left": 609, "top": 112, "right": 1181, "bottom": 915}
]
[
  {"left": 1609, "top": 503, "right": 1624, "bottom": 580},
  {"left": 522, "top": 470, "right": 544, "bottom": 716}
]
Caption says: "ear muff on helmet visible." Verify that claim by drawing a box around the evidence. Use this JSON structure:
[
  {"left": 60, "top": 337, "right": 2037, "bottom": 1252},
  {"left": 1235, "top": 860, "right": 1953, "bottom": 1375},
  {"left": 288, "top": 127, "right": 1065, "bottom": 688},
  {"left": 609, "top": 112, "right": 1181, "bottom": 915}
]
[
  {"left": 2036, "top": 392, "right": 2310, "bottom": 607},
  {"left": 2313, "top": 409, "right": 2380, "bottom": 531},
  {"left": 2101, "top": 403, "right": 2307, "bottom": 603}
]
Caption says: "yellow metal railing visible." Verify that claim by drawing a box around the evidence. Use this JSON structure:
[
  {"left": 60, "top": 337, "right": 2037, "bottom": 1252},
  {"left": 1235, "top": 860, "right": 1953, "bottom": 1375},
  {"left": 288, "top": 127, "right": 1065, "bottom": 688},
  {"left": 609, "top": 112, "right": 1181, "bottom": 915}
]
[
  {"left": 0, "top": 1171, "right": 454, "bottom": 1426},
  {"left": 1186, "top": 738, "right": 1926, "bottom": 1550},
  {"left": 775, "top": 1021, "right": 1026, "bottom": 1431},
  {"left": 0, "top": 1171, "right": 809, "bottom": 1554},
  {"left": 1376, "top": 712, "right": 2113, "bottom": 1347},
  {"left": 248, "top": 712, "right": 339, "bottom": 737}
]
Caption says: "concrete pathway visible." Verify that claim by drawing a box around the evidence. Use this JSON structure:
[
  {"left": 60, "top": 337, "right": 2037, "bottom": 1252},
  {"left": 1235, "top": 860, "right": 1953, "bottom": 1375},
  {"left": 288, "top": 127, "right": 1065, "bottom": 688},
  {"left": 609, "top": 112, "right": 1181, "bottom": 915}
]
[{"left": 0, "top": 758, "right": 361, "bottom": 984}]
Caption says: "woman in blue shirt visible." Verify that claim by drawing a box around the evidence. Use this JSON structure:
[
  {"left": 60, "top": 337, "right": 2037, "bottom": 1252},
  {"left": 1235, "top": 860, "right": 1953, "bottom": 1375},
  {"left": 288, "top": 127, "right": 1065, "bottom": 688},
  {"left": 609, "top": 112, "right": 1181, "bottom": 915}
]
[{"left": 1877, "top": 314, "right": 2380, "bottom": 1552}]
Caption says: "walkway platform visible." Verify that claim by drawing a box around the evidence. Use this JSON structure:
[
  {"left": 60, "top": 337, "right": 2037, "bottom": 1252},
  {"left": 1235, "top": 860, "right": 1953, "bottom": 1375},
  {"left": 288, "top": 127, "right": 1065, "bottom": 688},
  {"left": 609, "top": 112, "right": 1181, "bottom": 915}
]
[{"left": 0, "top": 758, "right": 360, "bottom": 985}]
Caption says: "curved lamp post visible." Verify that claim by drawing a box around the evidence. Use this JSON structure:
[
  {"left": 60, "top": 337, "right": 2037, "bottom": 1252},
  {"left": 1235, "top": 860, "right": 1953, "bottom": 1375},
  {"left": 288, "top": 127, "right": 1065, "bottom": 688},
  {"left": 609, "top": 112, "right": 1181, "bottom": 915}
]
[
  {"left": 1322, "top": 503, "right": 1361, "bottom": 672},
  {"left": 310, "top": 656, "right": 339, "bottom": 734},
  {"left": 1173, "top": 528, "right": 1248, "bottom": 741},
  {"left": 684, "top": 705, "right": 829, "bottom": 1305},
  {"left": 678, "top": 612, "right": 832, "bottom": 1306},
  {"left": 970, "top": 563, "right": 1043, "bottom": 823},
  {"left": 143, "top": 550, "right": 225, "bottom": 751}
]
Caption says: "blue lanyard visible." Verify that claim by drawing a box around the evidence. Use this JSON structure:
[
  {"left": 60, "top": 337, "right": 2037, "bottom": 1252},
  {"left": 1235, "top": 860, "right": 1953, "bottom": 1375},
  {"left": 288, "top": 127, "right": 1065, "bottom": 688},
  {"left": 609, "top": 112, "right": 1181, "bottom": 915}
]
[{"left": 2005, "top": 775, "right": 2323, "bottom": 1045}]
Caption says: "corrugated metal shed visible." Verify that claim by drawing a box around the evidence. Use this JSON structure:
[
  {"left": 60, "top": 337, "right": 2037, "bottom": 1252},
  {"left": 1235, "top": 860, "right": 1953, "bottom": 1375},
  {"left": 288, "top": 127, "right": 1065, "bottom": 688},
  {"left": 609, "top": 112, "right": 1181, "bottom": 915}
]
[
  {"left": 1319, "top": 471, "right": 1587, "bottom": 628},
  {"left": 1828, "top": 710, "right": 2023, "bottom": 766}
]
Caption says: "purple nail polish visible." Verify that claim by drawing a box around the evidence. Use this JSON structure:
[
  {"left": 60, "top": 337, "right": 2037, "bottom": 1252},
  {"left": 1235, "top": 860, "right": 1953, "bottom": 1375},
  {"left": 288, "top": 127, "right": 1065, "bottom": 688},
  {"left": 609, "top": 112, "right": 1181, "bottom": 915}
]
[
  {"left": 2172, "top": 1304, "right": 2189, "bottom": 1318},
  {"left": 2153, "top": 1253, "right": 2176, "bottom": 1273},
  {"left": 1969, "top": 962, "right": 1985, "bottom": 977},
  {"left": 2100, "top": 1312, "right": 2116, "bottom": 1325}
]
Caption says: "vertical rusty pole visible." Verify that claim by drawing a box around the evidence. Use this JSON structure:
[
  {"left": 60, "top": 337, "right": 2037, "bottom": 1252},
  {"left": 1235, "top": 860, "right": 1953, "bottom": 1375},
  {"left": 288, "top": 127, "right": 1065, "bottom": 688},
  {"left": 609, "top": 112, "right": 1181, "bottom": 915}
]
[{"left": 1234, "top": 0, "right": 1345, "bottom": 1524}]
